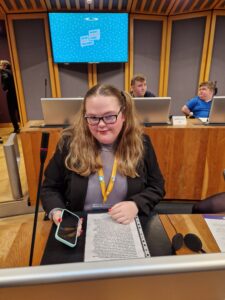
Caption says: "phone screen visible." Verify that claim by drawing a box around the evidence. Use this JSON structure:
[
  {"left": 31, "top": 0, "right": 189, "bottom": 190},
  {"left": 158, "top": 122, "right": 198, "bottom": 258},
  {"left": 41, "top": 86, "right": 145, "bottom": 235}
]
[{"left": 56, "top": 210, "right": 80, "bottom": 246}]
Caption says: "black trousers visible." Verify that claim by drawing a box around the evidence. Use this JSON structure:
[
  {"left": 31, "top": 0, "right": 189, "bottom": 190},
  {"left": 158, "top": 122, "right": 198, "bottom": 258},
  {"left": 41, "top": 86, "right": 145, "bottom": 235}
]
[{"left": 7, "top": 93, "right": 20, "bottom": 131}]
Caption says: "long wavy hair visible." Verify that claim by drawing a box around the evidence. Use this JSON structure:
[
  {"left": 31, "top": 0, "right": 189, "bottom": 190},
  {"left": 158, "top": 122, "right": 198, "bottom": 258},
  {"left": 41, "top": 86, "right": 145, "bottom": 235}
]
[{"left": 60, "top": 84, "right": 144, "bottom": 177}]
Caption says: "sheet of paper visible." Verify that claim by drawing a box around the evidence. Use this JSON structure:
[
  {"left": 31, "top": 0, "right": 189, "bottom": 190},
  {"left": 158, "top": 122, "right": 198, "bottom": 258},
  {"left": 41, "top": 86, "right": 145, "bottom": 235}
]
[
  {"left": 84, "top": 213, "right": 150, "bottom": 262},
  {"left": 198, "top": 117, "right": 208, "bottom": 123},
  {"left": 204, "top": 215, "right": 225, "bottom": 252}
]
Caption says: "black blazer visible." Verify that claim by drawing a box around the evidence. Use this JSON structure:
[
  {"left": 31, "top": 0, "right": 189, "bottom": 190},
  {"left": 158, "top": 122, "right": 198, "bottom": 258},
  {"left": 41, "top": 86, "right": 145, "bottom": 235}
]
[{"left": 41, "top": 135, "right": 165, "bottom": 216}]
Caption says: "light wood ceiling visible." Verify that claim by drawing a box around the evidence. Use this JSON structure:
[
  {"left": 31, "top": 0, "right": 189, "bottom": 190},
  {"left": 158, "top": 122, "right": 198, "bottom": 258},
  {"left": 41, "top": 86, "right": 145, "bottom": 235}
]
[{"left": 0, "top": 0, "right": 225, "bottom": 15}]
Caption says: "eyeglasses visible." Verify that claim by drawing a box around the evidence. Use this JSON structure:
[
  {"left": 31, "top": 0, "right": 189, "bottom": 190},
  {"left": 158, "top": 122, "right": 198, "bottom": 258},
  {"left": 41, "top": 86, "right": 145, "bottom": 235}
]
[{"left": 85, "top": 107, "right": 123, "bottom": 125}]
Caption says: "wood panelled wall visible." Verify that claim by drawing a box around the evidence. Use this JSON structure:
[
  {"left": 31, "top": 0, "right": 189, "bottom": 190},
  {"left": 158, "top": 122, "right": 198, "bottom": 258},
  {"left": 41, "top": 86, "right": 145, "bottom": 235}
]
[
  {"left": 1, "top": 0, "right": 225, "bottom": 15},
  {"left": 2, "top": 10, "right": 225, "bottom": 124}
]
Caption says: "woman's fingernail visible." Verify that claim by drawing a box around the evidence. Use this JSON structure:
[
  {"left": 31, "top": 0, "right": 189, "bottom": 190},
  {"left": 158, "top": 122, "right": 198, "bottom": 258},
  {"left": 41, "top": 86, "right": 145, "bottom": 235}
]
[{"left": 58, "top": 218, "right": 62, "bottom": 223}]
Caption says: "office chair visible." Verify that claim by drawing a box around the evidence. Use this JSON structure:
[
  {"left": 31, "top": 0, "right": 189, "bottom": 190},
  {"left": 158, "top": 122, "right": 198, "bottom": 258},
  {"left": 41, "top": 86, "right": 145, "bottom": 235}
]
[{"left": 192, "top": 170, "right": 225, "bottom": 213}]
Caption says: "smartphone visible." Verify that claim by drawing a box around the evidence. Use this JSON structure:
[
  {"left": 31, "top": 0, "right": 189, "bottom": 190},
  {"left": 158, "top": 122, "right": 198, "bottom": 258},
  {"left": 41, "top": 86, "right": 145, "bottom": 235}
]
[{"left": 55, "top": 209, "right": 80, "bottom": 247}]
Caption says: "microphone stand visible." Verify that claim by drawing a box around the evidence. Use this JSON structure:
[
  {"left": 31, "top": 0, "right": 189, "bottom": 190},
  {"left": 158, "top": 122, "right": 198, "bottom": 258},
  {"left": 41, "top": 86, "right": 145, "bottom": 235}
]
[
  {"left": 45, "top": 78, "right": 47, "bottom": 98},
  {"left": 29, "top": 132, "right": 49, "bottom": 266}
]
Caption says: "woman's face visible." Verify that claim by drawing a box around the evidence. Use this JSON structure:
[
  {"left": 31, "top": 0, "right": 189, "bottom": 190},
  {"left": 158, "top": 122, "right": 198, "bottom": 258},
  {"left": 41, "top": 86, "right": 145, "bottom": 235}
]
[{"left": 85, "top": 95, "right": 125, "bottom": 144}]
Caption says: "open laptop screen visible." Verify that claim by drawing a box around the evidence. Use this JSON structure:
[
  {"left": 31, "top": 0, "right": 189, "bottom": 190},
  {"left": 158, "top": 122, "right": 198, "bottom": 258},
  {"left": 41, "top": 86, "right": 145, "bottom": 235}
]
[
  {"left": 41, "top": 98, "right": 83, "bottom": 125},
  {"left": 208, "top": 96, "right": 225, "bottom": 124},
  {"left": 133, "top": 97, "right": 171, "bottom": 125}
]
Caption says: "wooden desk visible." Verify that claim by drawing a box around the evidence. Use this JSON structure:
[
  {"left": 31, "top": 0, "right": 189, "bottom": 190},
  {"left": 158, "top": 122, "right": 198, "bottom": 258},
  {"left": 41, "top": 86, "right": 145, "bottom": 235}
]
[
  {"left": 20, "top": 123, "right": 62, "bottom": 206},
  {"left": 160, "top": 214, "right": 220, "bottom": 255},
  {"left": 20, "top": 121, "right": 225, "bottom": 205},
  {"left": 0, "top": 213, "right": 221, "bottom": 268}
]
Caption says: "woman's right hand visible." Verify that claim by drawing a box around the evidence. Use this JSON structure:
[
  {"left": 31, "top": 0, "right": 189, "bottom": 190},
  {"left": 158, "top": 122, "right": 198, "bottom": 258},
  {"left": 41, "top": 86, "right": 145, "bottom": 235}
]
[{"left": 52, "top": 210, "right": 63, "bottom": 225}]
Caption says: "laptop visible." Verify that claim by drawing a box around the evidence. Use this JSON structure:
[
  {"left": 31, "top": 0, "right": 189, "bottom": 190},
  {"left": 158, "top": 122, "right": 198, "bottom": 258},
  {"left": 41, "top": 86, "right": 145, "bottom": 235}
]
[
  {"left": 133, "top": 97, "right": 171, "bottom": 126},
  {"left": 40, "top": 98, "right": 83, "bottom": 126},
  {"left": 204, "top": 96, "right": 225, "bottom": 125}
]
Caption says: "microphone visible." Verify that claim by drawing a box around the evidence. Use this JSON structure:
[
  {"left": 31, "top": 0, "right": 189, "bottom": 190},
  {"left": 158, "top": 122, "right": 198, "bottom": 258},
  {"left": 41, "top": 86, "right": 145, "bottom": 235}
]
[
  {"left": 29, "top": 132, "right": 50, "bottom": 266},
  {"left": 172, "top": 233, "right": 183, "bottom": 254},
  {"left": 44, "top": 78, "right": 47, "bottom": 98},
  {"left": 184, "top": 233, "right": 204, "bottom": 253},
  {"left": 171, "top": 232, "right": 206, "bottom": 254},
  {"left": 214, "top": 80, "right": 218, "bottom": 95}
]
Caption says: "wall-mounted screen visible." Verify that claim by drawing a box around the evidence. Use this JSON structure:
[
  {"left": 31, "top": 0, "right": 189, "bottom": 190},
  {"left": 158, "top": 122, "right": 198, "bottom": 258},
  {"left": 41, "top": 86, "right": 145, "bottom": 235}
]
[{"left": 48, "top": 13, "right": 128, "bottom": 63}]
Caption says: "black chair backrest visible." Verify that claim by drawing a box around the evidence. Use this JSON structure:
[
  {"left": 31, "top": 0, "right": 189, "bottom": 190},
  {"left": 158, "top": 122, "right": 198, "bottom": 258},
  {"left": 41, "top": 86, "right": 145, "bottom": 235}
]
[{"left": 192, "top": 192, "right": 225, "bottom": 214}]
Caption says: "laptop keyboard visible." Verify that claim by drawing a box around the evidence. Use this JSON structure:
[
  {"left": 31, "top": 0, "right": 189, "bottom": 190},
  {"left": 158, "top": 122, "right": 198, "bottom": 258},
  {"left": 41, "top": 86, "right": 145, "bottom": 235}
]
[
  {"left": 30, "top": 124, "right": 70, "bottom": 128},
  {"left": 143, "top": 122, "right": 172, "bottom": 127}
]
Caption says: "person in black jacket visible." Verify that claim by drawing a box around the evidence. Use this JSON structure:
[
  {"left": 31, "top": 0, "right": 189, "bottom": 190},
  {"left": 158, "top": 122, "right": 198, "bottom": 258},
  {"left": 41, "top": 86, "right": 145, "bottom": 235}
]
[
  {"left": 130, "top": 73, "right": 155, "bottom": 97},
  {"left": 41, "top": 84, "right": 165, "bottom": 226},
  {"left": 0, "top": 60, "right": 20, "bottom": 133}
]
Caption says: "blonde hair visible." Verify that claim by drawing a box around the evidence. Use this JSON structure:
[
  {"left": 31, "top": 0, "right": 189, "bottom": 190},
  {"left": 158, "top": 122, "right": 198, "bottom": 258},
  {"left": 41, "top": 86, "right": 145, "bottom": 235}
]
[
  {"left": 0, "top": 60, "right": 10, "bottom": 70},
  {"left": 199, "top": 81, "right": 215, "bottom": 92},
  {"left": 60, "top": 84, "right": 144, "bottom": 177},
  {"left": 131, "top": 73, "right": 147, "bottom": 86}
]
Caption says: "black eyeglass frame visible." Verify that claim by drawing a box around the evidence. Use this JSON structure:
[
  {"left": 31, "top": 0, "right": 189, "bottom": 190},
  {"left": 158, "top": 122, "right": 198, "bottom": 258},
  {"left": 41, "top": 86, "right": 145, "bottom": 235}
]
[{"left": 85, "top": 107, "right": 123, "bottom": 125}]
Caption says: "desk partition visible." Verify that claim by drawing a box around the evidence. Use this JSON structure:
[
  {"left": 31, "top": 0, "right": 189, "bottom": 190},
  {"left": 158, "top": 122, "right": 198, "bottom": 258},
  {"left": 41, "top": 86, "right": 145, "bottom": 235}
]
[
  {"left": 0, "top": 253, "right": 225, "bottom": 300},
  {"left": 3, "top": 133, "right": 23, "bottom": 200}
]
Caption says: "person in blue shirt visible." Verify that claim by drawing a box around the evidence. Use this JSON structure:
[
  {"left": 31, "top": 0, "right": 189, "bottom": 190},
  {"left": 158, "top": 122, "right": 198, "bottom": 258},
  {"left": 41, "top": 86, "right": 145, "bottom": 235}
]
[
  {"left": 130, "top": 73, "right": 155, "bottom": 98},
  {"left": 181, "top": 81, "right": 216, "bottom": 118}
]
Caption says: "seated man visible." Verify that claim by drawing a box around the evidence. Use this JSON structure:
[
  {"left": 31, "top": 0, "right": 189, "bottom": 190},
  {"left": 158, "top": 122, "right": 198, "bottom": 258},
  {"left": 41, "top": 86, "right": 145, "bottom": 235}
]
[
  {"left": 181, "top": 81, "right": 215, "bottom": 118},
  {"left": 130, "top": 73, "right": 155, "bottom": 97}
]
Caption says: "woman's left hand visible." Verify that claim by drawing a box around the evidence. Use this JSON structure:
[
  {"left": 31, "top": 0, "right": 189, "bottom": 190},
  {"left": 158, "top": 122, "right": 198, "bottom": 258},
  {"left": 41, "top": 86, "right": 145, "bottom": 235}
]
[{"left": 108, "top": 201, "right": 138, "bottom": 224}]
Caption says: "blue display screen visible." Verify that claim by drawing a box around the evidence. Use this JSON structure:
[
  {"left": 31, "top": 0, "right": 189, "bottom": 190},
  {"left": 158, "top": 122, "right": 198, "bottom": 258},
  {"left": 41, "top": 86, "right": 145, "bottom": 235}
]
[{"left": 48, "top": 13, "right": 128, "bottom": 63}]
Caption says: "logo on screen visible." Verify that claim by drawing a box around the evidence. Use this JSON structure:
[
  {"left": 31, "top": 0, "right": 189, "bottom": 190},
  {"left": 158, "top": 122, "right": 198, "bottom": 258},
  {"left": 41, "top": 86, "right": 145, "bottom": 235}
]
[{"left": 80, "top": 29, "right": 100, "bottom": 47}]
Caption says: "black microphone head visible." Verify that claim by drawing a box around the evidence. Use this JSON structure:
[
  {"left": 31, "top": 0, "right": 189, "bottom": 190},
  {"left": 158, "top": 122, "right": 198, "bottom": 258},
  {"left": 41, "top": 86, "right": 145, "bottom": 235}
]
[
  {"left": 172, "top": 233, "right": 184, "bottom": 251},
  {"left": 214, "top": 81, "right": 218, "bottom": 95},
  {"left": 40, "top": 132, "right": 49, "bottom": 164},
  {"left": 184, "top": 233, "right": 202, "bottom": 252}
]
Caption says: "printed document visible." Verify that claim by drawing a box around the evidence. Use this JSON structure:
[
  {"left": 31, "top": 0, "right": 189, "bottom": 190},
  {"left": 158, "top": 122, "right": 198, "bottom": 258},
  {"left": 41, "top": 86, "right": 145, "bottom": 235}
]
[
  {"left": 84, "top": 213, "right": 150, "bottom": 262},
  {"left": 204, "top": 215, "right": 225, "bottom": 252}
]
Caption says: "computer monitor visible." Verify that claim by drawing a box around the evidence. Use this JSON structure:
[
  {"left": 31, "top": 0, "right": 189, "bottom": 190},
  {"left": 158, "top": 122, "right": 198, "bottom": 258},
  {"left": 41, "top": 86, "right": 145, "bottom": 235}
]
[
  {"left": 208, "top": 96, "right": 225, "bottom": 124},
  {"left": 48, "top": 13, "right": 128, "bottom": 63},
  {"left": 41, "top": 98, "right": 83, "bottom": 125},
  {"left": 133, "top": 97, "right": 171, "bottom": 125}
]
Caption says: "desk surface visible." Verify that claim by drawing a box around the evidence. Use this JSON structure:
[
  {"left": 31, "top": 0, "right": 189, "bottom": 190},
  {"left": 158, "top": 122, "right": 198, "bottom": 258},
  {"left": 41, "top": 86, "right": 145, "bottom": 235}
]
[
  {"left": 0, "top": 213, "right": 220, "bottom": 268},
  {"left": 21, "top": 119, "right": 225, "bottom": 129}
]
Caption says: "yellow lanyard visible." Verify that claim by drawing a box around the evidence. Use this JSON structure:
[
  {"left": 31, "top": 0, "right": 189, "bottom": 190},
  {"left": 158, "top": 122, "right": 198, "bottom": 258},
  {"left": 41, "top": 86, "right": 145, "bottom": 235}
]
[{"left": 98, "top": 158, "right": 117, "bottom": 203}]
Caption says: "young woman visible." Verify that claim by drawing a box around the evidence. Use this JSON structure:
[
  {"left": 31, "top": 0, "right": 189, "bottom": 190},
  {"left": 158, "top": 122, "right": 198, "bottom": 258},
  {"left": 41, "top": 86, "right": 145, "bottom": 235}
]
[{"left": 41, "top": 84, "right": 165, "bottom": 225}]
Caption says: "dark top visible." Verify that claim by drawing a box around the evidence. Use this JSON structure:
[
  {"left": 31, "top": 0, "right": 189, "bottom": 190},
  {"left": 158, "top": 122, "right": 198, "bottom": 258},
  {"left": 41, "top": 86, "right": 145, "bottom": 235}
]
[
  {"left": 145, "top": 91, "right": 155, "bottom": 97},
  {"left": 41, "top": 134, "right": 165, "bottom": 216},
  {"left": 0, "top": 68, "right": 17, "bottom": 101}
]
